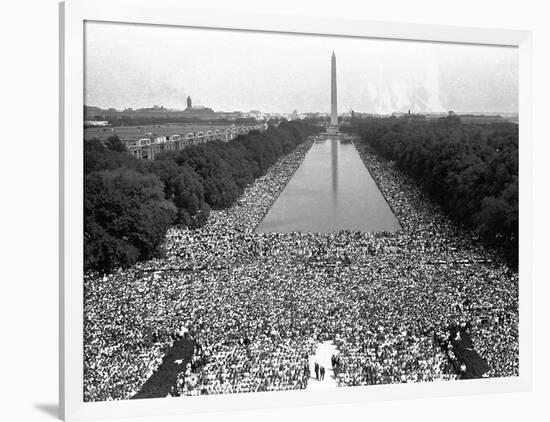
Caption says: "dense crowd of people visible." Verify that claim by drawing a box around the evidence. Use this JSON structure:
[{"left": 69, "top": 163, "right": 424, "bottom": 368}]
[{"left": 84, "top": 137, "right": 518, "bottom": 402}]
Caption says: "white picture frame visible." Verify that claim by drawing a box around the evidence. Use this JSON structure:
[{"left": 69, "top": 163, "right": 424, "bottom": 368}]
[{"left": 60, "top": 0, "right": 533, "bottom": 420}]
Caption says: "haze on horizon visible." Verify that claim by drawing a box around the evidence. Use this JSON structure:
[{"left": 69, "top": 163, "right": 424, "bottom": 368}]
[{"left": 84, "top": 21, "right": 518, "bottom": 115}]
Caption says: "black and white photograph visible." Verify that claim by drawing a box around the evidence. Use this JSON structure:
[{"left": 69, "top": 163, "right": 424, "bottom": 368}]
[
  {"left": 82, "top": 20, "right": 520, "bottom": 402},
  {"left": 9, "top": 0, "right": 550, "bottom": 421}
]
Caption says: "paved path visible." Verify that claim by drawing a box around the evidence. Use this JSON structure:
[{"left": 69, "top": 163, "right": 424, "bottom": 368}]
[
  {"left": 131, "top": 337, "right": 195, "bottom": 399},
  {"left": 308, "top": 341, "right": 338, "bottom": 389}
]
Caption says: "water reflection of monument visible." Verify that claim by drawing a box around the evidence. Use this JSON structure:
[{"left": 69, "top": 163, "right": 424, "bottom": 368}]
[
  {"left": 331, "top": 139, "right": 338, "bottom": 193},
  {"left": 330, "top": 51, "right": 339, "bottom": 194},
  {"left": 329, "top": 51, "right": 339, "bottom": 196}
]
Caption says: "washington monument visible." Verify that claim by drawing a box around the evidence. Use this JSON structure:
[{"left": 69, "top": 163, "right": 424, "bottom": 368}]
[{"left": 331, "top": 51, "right": 338, "bottom": 127}]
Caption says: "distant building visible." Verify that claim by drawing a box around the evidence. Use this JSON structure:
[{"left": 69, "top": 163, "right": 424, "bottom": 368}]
[
  {"left": 182, "top": 106, "right": 216, "bottom": 120},
  {"left": 243, "top": 110, "right": 265, "bottom": 120},
  {"left": 84, "top": 120, "right": 109, "bottom": 127},
  {"left": 84, "top": 122, "right": 266, "bottom": 160},
  {"left": 214, "top": 111, "right": 244, "bottom": 121},
  {"left": 458, "top": 114, "right": 504, "bottom": 124},
  {"left": 85, "top": 102, "right": 258, "bottom": 123},
  {"left": 303, "top": 112, "right": 329, "bottom": 120},
  {"left": 180, "top": 95, "right": 217, "bottom": 119}
]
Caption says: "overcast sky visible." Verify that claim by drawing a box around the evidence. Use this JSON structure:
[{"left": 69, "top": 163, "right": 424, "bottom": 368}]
[{"left": 85, "top": 21, "right": 518, "bottom": 114}]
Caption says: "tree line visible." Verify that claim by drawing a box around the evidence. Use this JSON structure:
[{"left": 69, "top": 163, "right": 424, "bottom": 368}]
[
  {"left": 84, "top": 121, "right": 319, "bottom": 273},
  {"left": 349, "top": 115, "right": 518, "bottom": 264}
]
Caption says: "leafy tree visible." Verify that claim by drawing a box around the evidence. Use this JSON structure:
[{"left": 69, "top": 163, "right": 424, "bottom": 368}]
[
  {"left": 350, "top": 117, "right": 518, "bottom": 264},
  {"left": 105, "top": 135, "right": 126, "bottom": 152},
  {"left": 84, "top": 169, "right": 176, "bottom": 272},
  {"left": 84, "top": 139, "right": 137, "bottom": 174}
]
